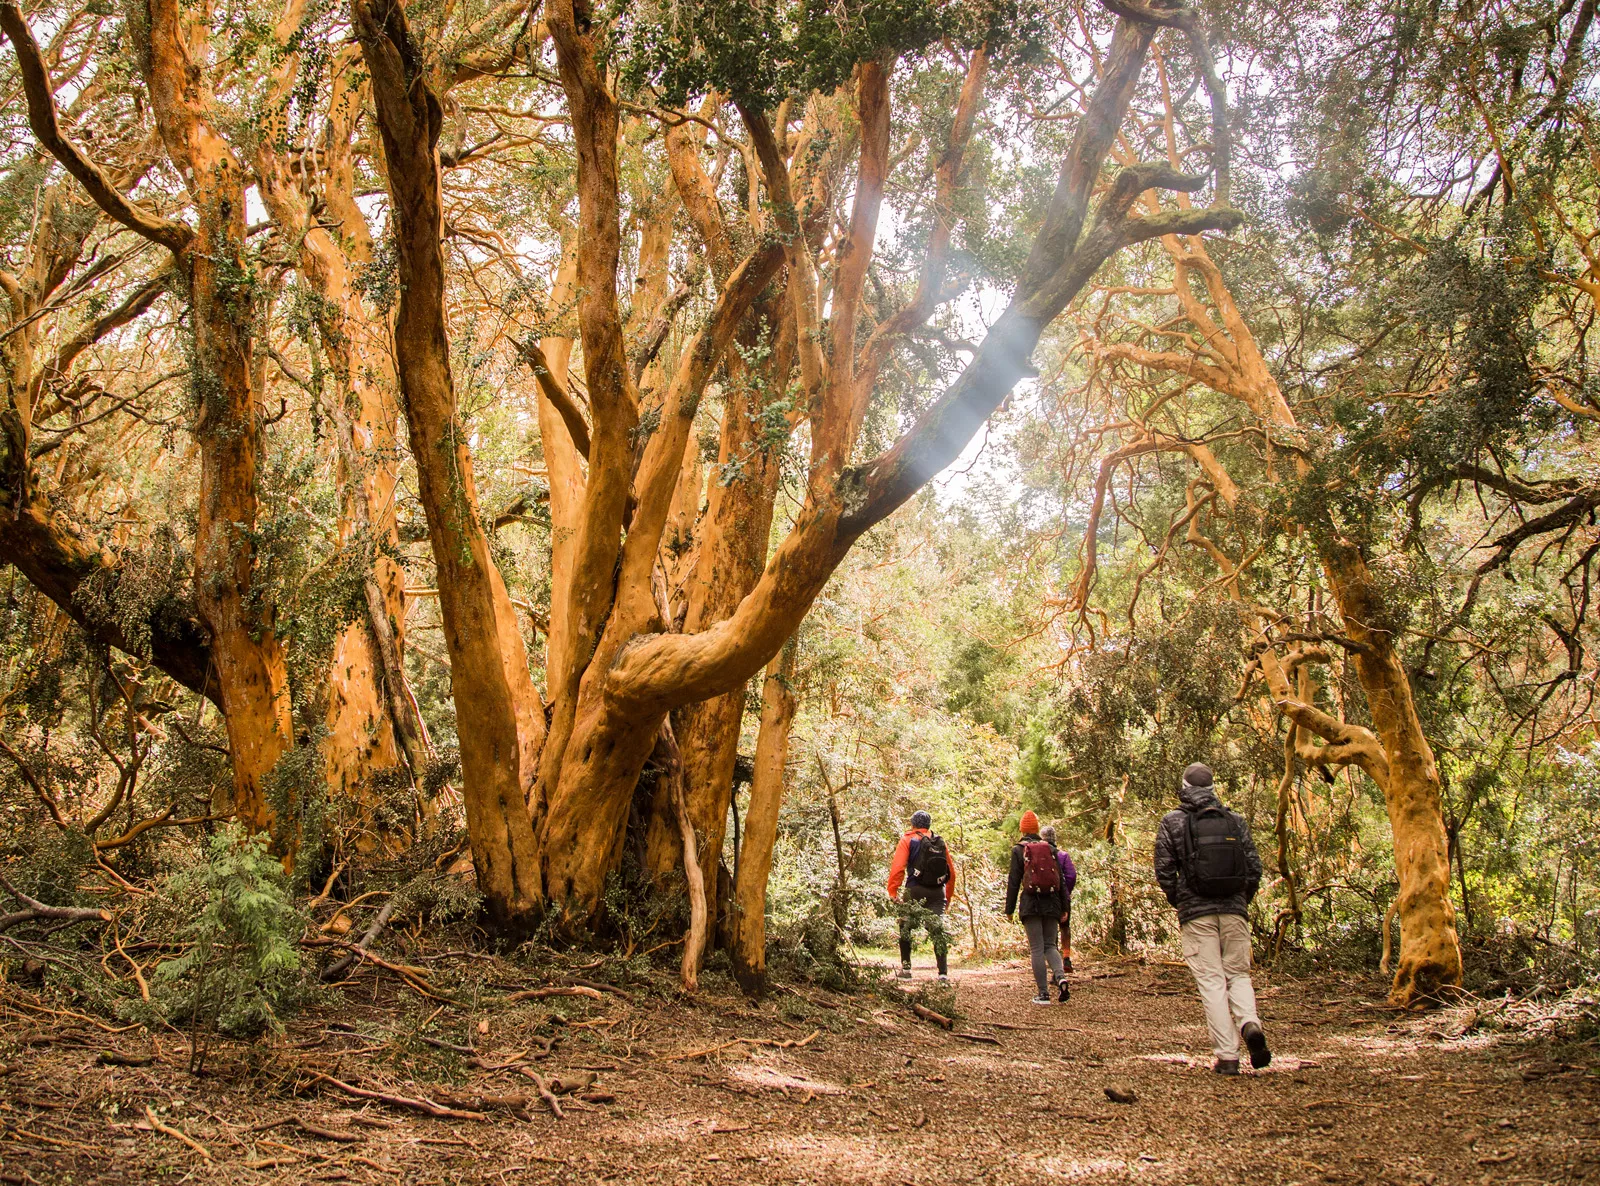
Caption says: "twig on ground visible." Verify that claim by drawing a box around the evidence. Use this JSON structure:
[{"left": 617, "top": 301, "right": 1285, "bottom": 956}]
[
  {"left": 912, "top": 1003, "right": 954, "bottom": 1030},
  {"left": 303, "top": 1072, "right": 487, "bottom": 1121},
  {"left": 952, "top": 1031, "right": 1001, "bottom": 1045},
  {"left": 659, "top": 1029, "right": 820, "bottom": 1062},
  {"left": 525, "top": 1072, "right": 565, "bottom": 1119},
  {"left": 294, "top": 1119, "right": 361, "bottom": 1143},
  {"left": 143, "top": 1105, "right": 213, "bottom": 1162}
]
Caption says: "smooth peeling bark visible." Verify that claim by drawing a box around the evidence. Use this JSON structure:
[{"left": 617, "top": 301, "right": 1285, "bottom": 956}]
[
  {"left": 531, "top": 247, "right": 585, "bottom": 696},
  {"left": 353, "top": 0, "right": 543, "bottom": 926},
  {"left": 6, "top": 0, "right": 293, "bottom": 836},
  {"left": 1321, "top": 546, "right": 1462, "bottom": 999},
  {"left": 644, "top": 316, "right": 791, "bottom": 909},
  {"left": 539, "top": 0, "right": 639, "bottom": 796},
  {"left": 540, "top": 240, "right": 786, "bottom": 919},
  {"left": 140, "top": 0, "right": 294, "bottom": 837},
  {"left": 730, "top": 641, "right": 797, "bottom": 996},
  {"left": 252, "top": 9, "right": 417, "bottom": 816}
]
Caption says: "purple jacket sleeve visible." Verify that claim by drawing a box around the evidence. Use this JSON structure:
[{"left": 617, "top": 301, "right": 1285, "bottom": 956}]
[{"left": 1058, "top": 850, "right": 1077, "bottom": 895}]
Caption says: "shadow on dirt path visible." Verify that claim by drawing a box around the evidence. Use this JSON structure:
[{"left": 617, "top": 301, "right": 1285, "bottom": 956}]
[{"left": 2, "top": 955, "right": 1596, "bottom": 1184}]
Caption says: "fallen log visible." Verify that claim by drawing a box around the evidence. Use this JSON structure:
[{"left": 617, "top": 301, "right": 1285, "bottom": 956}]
[{"left": 911, "top": 1003, "right": 954, "bottom": 1030}]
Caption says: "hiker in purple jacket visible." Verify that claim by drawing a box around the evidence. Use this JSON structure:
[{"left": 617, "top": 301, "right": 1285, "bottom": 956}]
[{"left": 1040, "top": 826, "right": 1078, "bottom": 973}]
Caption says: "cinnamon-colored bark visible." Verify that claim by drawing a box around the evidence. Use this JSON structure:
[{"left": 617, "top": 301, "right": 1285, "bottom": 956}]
[
  {"left": 353, "top": 0, "right": 544, "bottom": 925},
  {"left": 731, "top": 641, "right": 797, "bottom": 995}
]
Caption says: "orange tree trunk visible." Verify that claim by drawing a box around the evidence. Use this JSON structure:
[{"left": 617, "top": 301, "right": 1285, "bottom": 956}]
[
  {"left": 1320, "top": 544, "right": 1462, "bottom": 1000},
  {"left": 251, "top": 16, "right": 424, "bottom": 833},
  {"left": 730, "top": 641, "right": 798, "bottom": 995},
  {"left": 139, "top": 0, "right": 294, "bottom": 840},
  {"left": 643, "top": 310, "right": 791, "bottom": 915},
  {"left": 352, "top": 0, "right": 545, "bottom": 926}
]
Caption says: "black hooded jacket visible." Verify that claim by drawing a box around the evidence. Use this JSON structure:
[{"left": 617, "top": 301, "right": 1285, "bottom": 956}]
[{"left": 1153, "top": 781, "right": 1263, "bottom": 925}]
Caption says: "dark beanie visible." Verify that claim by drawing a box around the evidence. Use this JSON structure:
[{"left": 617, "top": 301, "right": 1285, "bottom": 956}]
[
  {"left": 910, "top": 810, "right": 931, "bottom": 830},
  {"left": 1182, "top": 763, "right": 1214, "bottom": 790}
]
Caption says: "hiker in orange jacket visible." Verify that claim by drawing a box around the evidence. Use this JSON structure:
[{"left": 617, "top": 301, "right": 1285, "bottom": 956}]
[{"left": 887, "top": 810, "right": 956, "bottom": 982}]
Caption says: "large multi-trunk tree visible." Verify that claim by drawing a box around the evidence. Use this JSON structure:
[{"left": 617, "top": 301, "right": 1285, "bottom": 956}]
[{"left": 350, "top": 0, "right": 1239, "bottom": 945}]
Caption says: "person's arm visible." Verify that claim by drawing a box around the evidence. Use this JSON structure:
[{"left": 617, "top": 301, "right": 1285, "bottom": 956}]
[
  {"left": 886, "top": 834, "right": 910, "bottom": 900},
  {"left": 1153, "top": 816, "right": 1181, "bottom": 906},
  {"left": 944, "top": 848, "right": 957, "bottom": 904},
  {"left": 1004, "top": 845, "right": 1022, "bottom": 918},
  {"left": 1060, "top": 850, "right": 1077, "bottom": 895}
]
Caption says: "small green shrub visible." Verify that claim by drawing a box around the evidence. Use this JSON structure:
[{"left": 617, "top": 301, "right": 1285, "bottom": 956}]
[{"left": 148, "top": 828, "right": 310, "bottom": 1063}]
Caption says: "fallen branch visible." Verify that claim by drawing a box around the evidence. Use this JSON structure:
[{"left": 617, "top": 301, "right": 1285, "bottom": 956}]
[
  {"left": 504, "top": 985, "right": 603, "bottom": 1002},
  {"left": 659, "top": 1029, "right": 820, "bottom": 1062},
  {"left": 318, "top": 897, "right": 398, "bottom": 982},
  {"left": 98, "top": 1050, "right": 154, "bottom": 1066},
  {"left": 143, "top": 1105, "right": 213, "bottom": 1162},
  {"left": 560, "top": 976, "right": 634, "bottom": 1002},
  {"left": 911, "top": 1003, "right": 954, "bottom": 1030},
  {"left": 0, "top": 873, "right": 112, "bottom": 934},
  {"left": 303, "top": 1072, "right": 487, "bottom": 1121}
]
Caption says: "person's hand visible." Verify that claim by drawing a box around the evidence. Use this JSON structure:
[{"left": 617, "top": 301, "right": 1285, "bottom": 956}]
[
  {"left": 1005, "top": 913, "right": 1014, "bottom": 924},
  {"left": 1060, "top": 912, "right": 1070, "bottom": 923}
]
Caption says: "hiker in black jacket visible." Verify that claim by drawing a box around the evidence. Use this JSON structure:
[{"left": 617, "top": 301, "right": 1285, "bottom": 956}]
[
  {"left": 1005, "top": 811, "right": 1069, "bottom": 1005},
  {"left": 1154, "top": 763, "right": 1272, "bottom": 1075}
]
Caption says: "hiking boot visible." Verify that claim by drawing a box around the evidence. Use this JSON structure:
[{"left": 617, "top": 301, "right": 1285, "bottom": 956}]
[
  {"left": 1062, "top": 956, "right": 1074, "bottom": 973},
  {"left": 1057, "top": 977, "right": 1071, "bottom": 1003},
  {"left": 1242, "top": 1022, "right": 1271, "bottom": 1069},
  {"left": 896, "top": 966, "right": 913, "bottom": 980},
  {"left": 1029, "top": 995, "right": 1054, "bottom": 1006},
  {"left": 937, "top": 974, "right": 951, "bottom": 984},
  {"left": 1213, "top": 1058, "right": 1240, "bottom": 1076}
]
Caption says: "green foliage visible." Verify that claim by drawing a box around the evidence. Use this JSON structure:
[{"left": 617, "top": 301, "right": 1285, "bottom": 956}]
[{"left": 147, "top": 828, "right": 310, "bottom": 1042}]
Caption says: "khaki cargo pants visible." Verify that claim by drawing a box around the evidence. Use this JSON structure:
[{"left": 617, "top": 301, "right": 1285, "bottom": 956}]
[{"left": 1180, "top": 913, "right": 1260, "bottom": 1060}]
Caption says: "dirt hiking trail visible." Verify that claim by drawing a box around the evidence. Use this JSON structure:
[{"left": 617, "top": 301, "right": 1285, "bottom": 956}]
[{"left": 1, "top": 955, "right": 1596, "bottom": 1184}]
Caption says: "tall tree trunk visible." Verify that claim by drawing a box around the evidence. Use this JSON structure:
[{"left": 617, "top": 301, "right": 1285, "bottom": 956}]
[
  {"left": 1319, "top": 545, "right": 1461, "bottom": 1001},
  {"left": 251, "top": 15, "right": 424, "bottom": 835},
  {"left": 353, "top": 0, "right": 545, "bottom": 927},
  {"left": 731, "top": 640, "right": 797, "bottom": 995},
  {"left": 141, "top": 0, "right": 293, "bottom": 840},
  {"left": 643, "top": 317, "right": 790, "bottom": 914}
]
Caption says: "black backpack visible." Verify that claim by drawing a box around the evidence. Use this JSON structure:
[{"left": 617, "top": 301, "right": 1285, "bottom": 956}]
[
  {"left": 1184, "top": 806, "right": 1251, "bottom": 898},
  {"left": 908, "top": 834, "right": 950, "bottom": 888}
]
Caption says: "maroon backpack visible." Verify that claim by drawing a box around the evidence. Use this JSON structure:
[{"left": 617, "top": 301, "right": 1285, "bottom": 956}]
[{"left": 1021, "top": 840, "right": 1061, "bottom": 893}]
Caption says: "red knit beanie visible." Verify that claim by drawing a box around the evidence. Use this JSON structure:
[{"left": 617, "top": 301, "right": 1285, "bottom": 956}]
[{"left": 1019, "top": 810, "right": 1039, "bottom": 835}]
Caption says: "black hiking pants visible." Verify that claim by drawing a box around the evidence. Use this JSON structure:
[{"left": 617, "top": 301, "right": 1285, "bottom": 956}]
[{"left": 897, "top": 887, "right": 949, "bottom": 975}]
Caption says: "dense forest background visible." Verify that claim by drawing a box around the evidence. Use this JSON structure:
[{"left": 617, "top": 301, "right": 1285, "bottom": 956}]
[{"left": 1, "top": 0, "right": 1597, "bottom": 1044}]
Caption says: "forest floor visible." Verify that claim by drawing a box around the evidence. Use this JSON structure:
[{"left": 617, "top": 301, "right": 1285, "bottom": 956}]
[{"left": 1, "top": 951, "right": 1596, "bottom": 1185}]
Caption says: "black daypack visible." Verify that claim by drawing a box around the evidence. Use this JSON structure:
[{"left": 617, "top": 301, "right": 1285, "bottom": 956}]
[
  {"left": 908, "top": 834, "right": 950, "bottom": 888},
  {"left": 1184, "top": 806, "right": 1251, "bottom": 898}
]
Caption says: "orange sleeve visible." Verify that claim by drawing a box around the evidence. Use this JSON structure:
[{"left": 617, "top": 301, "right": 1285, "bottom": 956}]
[
  {"left": 887, "top": 834, "right": 911, "bottom": 899},
  {"left": 944, "top": 849, "right": 957, "bottom": 904}
]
